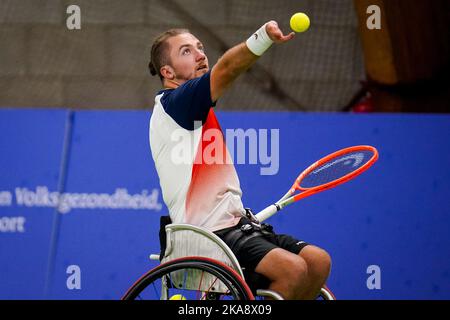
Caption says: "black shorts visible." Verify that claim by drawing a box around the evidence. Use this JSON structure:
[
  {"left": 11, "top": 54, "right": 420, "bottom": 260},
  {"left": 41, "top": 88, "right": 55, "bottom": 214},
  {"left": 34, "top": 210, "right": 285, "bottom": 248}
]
[{"left": 214, "top": 217, "right": 309, "bottom": 272}]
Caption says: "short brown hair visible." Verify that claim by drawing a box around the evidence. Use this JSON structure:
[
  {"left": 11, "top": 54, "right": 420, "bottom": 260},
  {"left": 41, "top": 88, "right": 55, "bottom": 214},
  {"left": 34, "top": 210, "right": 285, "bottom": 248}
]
[{"left": 149, "top": 28, "right": 190, "bottom": 81}]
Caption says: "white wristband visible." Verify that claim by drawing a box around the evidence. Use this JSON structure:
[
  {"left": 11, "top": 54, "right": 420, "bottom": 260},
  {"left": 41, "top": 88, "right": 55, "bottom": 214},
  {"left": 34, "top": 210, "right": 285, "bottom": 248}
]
[{"left": 246, "top": 23, "right": 274, "bottom": 56}]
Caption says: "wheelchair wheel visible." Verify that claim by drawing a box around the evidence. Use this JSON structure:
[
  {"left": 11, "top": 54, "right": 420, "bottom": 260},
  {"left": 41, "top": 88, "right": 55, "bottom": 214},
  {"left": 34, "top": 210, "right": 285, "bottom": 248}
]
[
  {"left": 122, "top": 256, "right": 254, "bottom": 300},
  {"left": 317, "top": 285, "right": 336, "bottom": 300}
]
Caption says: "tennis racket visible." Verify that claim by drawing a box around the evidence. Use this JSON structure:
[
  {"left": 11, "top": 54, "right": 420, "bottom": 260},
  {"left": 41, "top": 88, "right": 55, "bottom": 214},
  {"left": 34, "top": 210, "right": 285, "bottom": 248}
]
[{"left": 254, "top": 145, "right": 379, "bottom": 222}]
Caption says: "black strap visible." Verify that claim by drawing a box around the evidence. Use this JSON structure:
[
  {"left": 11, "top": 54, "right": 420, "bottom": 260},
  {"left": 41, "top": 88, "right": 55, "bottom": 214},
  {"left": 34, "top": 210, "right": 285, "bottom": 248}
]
[
  {"left": 221, "top": 224, "right": 267, "bottom": 253},
  {"left": 222, "top": 229, "right": 246, "bottom": 251},
  {"left": 158, "top": 215, "right": 172, "bottom": 261}
]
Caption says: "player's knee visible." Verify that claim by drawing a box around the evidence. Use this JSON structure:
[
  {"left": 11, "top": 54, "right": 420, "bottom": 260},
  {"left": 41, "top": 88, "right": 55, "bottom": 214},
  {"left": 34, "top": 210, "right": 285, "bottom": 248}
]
[
  {"left": 309, "top": 247, "right": 332, "bottom": 279},
  {"left": 283, "top": 256, "right": 308, "bottom": 286},
  {"left": 323, "top": 250, "right": 332, "bottom": 271}
]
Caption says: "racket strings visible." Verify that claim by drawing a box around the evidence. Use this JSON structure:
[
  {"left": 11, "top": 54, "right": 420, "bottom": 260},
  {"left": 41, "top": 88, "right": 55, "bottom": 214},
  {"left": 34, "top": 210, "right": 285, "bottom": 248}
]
[{"left": 300, "top": 150, "right": 374, "bottom": 189}]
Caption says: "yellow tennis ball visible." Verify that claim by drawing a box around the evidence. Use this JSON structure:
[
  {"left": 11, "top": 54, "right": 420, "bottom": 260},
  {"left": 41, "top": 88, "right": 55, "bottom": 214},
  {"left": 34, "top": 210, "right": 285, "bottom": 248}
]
[
  {"left": 290, "top": 12, "right": 310, "bottom": 33},
  {"left": 169, "top": 294, "right": 186, "bottom": 300}
]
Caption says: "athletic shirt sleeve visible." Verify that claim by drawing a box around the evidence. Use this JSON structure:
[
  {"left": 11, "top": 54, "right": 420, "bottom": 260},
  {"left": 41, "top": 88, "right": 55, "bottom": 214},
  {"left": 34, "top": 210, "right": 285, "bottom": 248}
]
[{"left": 160, "top": 71, "right": 216, "bottom": 130}]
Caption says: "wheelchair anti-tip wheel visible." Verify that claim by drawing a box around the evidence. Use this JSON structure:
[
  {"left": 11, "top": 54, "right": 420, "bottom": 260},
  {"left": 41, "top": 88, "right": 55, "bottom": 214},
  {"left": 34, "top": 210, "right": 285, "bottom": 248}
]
[{"left": 122, "top": 256, "right": 254, "bottom": 300}]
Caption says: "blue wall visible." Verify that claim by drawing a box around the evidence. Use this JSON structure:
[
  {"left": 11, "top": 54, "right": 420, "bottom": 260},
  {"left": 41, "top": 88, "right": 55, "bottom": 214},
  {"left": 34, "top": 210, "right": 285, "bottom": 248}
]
[{"left": 1, "top": 109, "right": 449, "bottom": 299}]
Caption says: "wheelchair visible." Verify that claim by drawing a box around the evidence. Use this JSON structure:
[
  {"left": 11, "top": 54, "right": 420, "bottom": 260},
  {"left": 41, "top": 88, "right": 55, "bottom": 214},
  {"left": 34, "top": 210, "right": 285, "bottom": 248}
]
[{"left": 122, "top": 217, "right": 336, "bottom": 300}]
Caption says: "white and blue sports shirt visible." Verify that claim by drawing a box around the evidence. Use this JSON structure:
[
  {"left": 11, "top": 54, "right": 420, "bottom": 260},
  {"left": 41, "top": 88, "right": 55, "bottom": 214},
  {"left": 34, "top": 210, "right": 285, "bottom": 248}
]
[{"left": 149, "top": 71, "right": 245, "bottom": 232}]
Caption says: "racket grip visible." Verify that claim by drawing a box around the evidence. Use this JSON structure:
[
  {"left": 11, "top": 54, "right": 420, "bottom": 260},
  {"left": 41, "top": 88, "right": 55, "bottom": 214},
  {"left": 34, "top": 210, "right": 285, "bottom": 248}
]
[{"left": 255, "top": 205, "right": 278, "bottom": 222}]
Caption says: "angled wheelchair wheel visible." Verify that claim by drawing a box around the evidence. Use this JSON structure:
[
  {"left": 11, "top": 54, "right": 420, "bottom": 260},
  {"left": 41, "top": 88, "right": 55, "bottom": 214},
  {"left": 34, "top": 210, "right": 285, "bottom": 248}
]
[
  {"left": 317, "top": 285, "right": 336, "bottom": 300},
  {"left": 122, "top": 256, "right": 254, "bottom": 300}
]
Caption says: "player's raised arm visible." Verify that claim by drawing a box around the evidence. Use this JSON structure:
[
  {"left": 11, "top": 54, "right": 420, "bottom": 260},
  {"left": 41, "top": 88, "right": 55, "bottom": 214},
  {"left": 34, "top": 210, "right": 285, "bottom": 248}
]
[{"left": 210, "top": 21, "right": 295, "bottom": 102}]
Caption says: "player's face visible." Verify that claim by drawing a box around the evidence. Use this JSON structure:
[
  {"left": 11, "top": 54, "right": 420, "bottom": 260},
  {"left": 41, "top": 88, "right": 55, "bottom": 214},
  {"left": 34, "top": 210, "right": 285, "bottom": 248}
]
[{"left": 166, "top": 33, "right": 209, "bottom": 84}]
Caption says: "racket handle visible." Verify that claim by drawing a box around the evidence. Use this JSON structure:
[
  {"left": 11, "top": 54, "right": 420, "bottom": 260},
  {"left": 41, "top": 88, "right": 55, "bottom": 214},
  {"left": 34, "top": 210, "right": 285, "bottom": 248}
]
[{"left": 255, "top": 205, "right": 278, "bottom": 222}]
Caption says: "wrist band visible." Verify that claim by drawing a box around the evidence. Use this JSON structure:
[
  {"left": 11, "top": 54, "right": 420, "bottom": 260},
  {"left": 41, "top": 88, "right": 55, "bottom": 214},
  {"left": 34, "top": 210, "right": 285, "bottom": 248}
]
[{"left": 246, "top": 23, "right": 274, "bottom": 56}]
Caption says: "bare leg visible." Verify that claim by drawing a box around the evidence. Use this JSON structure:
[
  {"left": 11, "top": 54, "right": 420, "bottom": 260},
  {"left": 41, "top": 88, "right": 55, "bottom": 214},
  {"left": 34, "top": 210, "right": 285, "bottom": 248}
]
[
  {"left": 254, "top": 248, "right": 311, "bottom": 300},
  {"left": 298, "top": 245, "right": 332, "bottom": 299}
]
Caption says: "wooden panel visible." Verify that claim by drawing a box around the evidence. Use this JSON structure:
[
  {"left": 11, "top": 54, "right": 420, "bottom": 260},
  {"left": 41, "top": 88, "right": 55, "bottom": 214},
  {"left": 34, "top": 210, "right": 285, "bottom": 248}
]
[{"left": 353, "top": 0, "right": 397, "bottom": 85}]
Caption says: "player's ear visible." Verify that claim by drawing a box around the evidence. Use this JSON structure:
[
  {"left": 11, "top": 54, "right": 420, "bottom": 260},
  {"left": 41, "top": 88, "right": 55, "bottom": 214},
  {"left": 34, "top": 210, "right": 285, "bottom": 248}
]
[{"left": 160, "top": 65, "right": 175, "bottom": 80}]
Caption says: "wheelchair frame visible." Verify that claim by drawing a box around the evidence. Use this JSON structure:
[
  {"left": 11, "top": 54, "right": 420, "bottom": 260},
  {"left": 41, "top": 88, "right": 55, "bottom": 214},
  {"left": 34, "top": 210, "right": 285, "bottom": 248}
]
[{"left": 122, "top": 223, "right": 335, "bottom": 300}]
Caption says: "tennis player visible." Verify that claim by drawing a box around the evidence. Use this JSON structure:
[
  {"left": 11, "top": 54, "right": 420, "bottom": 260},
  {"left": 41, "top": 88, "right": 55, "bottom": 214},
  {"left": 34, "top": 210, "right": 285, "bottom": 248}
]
[{"left": 148, "top": 21, "right": 331, "bottom": 300}]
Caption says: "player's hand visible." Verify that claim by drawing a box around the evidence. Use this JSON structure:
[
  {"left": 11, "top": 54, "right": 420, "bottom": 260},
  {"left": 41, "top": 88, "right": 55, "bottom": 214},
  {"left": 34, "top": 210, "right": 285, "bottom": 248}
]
[{"left": 265, "top": 20, "right": 295, "bottom": 43}]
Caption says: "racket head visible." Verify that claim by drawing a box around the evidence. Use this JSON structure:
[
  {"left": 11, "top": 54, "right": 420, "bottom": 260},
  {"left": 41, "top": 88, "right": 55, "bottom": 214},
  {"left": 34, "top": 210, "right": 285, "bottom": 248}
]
[{"left": 293, "top": 145, "right": 378, "bottom": 195}]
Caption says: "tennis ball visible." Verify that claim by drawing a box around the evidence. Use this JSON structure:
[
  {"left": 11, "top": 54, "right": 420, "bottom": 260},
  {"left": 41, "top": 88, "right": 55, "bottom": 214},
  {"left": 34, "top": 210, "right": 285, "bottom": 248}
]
[
  {"left": 290, "top": 12, "right": 310, "bottom": 33},
  {"left": 169, "top": 294, "right": 187, "bottom": 300}
]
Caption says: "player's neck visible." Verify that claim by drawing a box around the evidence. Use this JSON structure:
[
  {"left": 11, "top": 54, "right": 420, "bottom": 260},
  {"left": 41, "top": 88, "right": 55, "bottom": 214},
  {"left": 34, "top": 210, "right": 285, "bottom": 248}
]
[{"left": 163, "top": 79, "right": 181, "bottom": 90}]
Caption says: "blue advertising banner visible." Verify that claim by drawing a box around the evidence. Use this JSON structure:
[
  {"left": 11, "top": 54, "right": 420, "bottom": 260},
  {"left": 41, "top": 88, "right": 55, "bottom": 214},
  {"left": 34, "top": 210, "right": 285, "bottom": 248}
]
[
  {"left": 44, "top": 111, "right": 165, "bottom": 299},
  {"left": 0, "top": 109, "right": 68, "bottom": 299}
]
